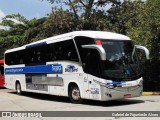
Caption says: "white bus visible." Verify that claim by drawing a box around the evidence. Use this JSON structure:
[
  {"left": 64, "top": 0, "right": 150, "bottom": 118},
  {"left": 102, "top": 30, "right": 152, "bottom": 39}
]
[{"left": 4, "top": 31, "right": 149, "bottom": 103}]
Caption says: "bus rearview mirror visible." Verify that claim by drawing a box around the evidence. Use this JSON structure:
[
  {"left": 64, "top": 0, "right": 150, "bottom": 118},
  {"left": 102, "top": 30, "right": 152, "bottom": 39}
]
[
  {"left": 134, "top": 45, "right": 150, "bottom": 60},
  {"left": 82, "top": 45, "right": 106, "bottom": 60}
]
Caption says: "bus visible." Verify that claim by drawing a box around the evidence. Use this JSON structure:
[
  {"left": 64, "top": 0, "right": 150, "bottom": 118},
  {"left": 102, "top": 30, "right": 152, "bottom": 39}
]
[
  {"left": 0, "top": 59, "right": 4, "bottom": 87},
  {"left": 4, "top": 31, "right": 149, "bottom": 103}
]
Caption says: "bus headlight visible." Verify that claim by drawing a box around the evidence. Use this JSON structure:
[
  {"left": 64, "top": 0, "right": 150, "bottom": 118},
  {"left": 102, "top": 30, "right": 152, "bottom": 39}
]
[{"left": 139, "top": 80, "right": 143, "bottom": 86}]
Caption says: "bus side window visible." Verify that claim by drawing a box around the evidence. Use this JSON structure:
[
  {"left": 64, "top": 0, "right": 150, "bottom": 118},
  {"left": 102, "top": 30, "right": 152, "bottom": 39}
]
[
  {"left": 5, "top": 50, "right": 24, "bottom": 65},
  {"left": 52, "top": 40, "right": 79, "bottom": 62},
  {"left": 47, "top": 44, "right": 57, "bottom": 61},
  {"left": 67, "top": 40, "right": 79, "bottom": 62},
  {"left": 24, "top": 50, "right": 31, "bottom": 64},
  {"left": 18, "top": 51, "right": 24, "bottom": 64},
  {"left": 85, "top": 50, "right": 100, "bottom": 76},
  {"left": 57, "top": 46, "right": 63, "bottom": 60}
]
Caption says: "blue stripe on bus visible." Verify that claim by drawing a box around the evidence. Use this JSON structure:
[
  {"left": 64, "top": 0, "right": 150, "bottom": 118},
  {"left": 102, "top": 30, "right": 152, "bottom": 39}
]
[{"left": 5, "top": 64, "right": 62, "bottom": 74}]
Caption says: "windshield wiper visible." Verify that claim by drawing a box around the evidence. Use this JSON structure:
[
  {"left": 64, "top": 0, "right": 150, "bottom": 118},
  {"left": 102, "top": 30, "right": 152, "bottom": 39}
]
[
  {"left": 117, "top": 43, "right": 128, "bottom": 78},
  {"left": 124, "top": 53, "right": 137, "bottom": 77}
]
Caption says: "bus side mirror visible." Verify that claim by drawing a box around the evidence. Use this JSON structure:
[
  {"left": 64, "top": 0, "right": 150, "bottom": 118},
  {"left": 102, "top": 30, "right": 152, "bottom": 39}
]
[
  {"left": 134, "top": 45, "right": 150, "bottom": 60},
  {"left": 82, "top": 45, "right": 106, "bottom": 60}
]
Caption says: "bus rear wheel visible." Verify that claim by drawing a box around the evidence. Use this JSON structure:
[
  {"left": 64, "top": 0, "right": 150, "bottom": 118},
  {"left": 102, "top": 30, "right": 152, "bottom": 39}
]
[
  {"left": 16, "top": 82, "right": 22, "bottom": 95},
  {"left": 69, "top": 85, "right": 83, "bottom": 104}
]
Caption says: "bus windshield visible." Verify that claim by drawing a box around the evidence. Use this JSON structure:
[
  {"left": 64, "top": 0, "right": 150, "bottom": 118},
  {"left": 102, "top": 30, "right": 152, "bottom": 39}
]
[{"left": 100, "top": 40, "right": 141, "bottom": 80}]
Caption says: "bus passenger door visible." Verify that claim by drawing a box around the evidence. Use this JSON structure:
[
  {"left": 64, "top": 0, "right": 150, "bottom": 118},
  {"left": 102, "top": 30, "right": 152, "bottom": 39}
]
[
  {"left": 83, "top": 74, "right": 90, "bottom": 99},
  {"left": 82, "top": 49, "right": 101, "bottom": 99},
  {"left": 83, "top": 74, "right": 100, "bottom": 100}
]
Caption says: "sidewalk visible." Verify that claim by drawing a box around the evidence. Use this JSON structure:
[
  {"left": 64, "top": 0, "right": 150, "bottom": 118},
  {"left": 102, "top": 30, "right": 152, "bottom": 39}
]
[{"left": 142, "top": 92, "right": 160, "bottom": 96}]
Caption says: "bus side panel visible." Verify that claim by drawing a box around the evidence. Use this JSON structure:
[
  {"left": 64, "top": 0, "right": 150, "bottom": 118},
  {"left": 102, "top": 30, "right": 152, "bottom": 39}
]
[
  {"left": 5, "top": 74, "right": 26, "bottom": 91},
  {"left": 5, "top": 75, "right": 15, "bottom": 89},
  {"left": 46, "top": 62, "right": 85, "bottom": 98},
  {"left": 47, "top": 73, "right": 65, "bottom": 96},
  {"left": 48, "top": 73, "right": 84, "bottom": 97}
]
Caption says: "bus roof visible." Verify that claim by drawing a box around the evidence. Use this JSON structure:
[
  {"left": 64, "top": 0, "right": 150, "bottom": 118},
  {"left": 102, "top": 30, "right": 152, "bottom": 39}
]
[
  {"left": 5, "top": 31, "right": 131, "bottom": 53},
  {"left": 73, "top": 31, "right": 131, "bottom": 40},
  {"left": 27, "top": 31, "right": 131, "bottom": 45}
]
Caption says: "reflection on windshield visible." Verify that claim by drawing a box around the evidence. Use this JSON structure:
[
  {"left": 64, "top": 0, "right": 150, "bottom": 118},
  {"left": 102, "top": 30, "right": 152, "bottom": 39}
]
[{"left": 101, "top": 40, "right": 141, "bottom": 80}]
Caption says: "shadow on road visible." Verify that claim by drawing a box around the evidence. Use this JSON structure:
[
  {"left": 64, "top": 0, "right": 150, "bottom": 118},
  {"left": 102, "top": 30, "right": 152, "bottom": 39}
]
[
  {"left": 0, "top": 87, "right": 6, "bottom": 89},
  {"left": 8, "top": 91, "right": 144, "bottom": 107},
  {"left": 82, "top": 99, "right": 144, "bottom": 107}
]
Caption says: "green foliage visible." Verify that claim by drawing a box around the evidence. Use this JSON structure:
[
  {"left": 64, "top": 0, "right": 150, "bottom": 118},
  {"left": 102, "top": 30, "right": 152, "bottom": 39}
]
[
  {"left": 36, "top": 9, "right": 77, "bottom": 38},
  {"left": 40, "top": 0, "right": 121, "bottom": 30},
  {"left": 107, "top": 0, "right": 145, "bottom": 34},
  {"left": 125, "top": 0, "right": 160, "bottom": 91},
  {"left": 126, "top": 0, "right": 160, "bottom": 60},
  {"left": 0, "top": 14, "right": 46, "bottom": 58}
]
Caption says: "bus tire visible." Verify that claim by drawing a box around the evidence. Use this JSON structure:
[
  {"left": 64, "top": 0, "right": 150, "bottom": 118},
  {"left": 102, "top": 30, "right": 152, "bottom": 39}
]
[
  {"left": 16, "top": 82, "right": 22, "bottom": 95},
  {"left": 69, "top": 84, "right": 83, "bottom": 104}
]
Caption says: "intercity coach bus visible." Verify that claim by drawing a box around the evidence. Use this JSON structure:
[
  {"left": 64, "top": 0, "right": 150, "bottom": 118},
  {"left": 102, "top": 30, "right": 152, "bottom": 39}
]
[{"left": 4, "top": 31, "right": 149, "bottom": 103}]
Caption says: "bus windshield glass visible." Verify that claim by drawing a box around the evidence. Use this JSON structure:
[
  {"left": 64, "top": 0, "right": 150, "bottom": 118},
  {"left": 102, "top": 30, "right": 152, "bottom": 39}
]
[{"left": 100, "top": 40, "right": 141, "bottom": 80}]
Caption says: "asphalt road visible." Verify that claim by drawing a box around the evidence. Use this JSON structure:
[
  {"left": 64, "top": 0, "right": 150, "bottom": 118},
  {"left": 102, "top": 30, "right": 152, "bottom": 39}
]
[{"left": 0, "top": 88, "right": 160, "bottom": 120}]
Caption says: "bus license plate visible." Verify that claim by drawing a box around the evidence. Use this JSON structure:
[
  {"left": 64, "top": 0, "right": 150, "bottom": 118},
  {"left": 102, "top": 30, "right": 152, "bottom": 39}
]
[{"left": 124, "top": 94, "right": 131, "bottom": 98}]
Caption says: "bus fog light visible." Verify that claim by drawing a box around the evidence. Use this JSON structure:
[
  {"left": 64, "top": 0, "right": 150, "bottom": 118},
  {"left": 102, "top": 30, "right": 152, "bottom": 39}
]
[{"left": 105, "top": 93, "right": 112, "bottom": 97}]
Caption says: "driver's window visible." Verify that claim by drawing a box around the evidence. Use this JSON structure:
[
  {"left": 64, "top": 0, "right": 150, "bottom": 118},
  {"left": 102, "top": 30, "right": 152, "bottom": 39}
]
[{"left": 75, "top": 36, "right": 101, "bottom": 77}]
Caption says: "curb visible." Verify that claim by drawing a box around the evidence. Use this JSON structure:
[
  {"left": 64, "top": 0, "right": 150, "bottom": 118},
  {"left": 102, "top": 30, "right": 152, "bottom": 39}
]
[{"left": 142, "top": 92, "right": 160, "bottom": 96}]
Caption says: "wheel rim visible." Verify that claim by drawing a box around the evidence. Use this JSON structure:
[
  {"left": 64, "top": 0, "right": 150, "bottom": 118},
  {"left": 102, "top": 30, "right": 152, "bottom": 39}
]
[{"left": 72, "top": 88, "right": 81, "bottom": 101}]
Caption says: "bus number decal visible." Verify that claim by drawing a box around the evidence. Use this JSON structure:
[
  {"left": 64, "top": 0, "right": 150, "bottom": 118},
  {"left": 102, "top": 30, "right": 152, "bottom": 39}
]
[
  {"left": 65, "top": 65, "right": 78, "bottom": 72},
  {"left": 52, "top": 64, "right": 62, "bottom": 73}
]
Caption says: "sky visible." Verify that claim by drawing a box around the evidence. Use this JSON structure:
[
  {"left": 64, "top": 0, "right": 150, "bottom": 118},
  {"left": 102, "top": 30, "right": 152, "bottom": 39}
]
[
  {"left": 0, "top": 0, "right": 146, "bottom": 23},
  {"left": 0, "top": 0, "right": 53, "bottom": 20}
]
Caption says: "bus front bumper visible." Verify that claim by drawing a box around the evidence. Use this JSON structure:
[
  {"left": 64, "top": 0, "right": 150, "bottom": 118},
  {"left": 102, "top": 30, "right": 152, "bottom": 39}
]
[{"left": 100, "top": 85, "right": 143, "bottom": 101}]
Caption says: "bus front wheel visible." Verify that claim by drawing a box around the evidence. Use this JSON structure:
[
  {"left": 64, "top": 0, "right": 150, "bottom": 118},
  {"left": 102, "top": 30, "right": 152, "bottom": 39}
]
[
  {"left": 69, "top": 85, "right": 83, "bottom": 104},
  {"left": 16, "top": 82, "right": 22, "bottom": 95}
]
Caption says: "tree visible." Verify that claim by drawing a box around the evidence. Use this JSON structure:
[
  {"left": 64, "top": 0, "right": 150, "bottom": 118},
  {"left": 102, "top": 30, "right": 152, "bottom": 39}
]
[
  {"left": 0, "top": 14, "right": 46, "bottom": 58},
  {"left": 106, "top": 0, "right": 145, "bottom": 34},
  {"left": 126, "top": 0, "right": 160, "bottom": 91},
  {"left": 24, "top": 17, "right": 46, "bottom": 41},
  {"left": 35, "top": 9, "right": 77, "bottom": 38},
  {"left": 41, "top": 0, "right": 121, "bottom": 30}
]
